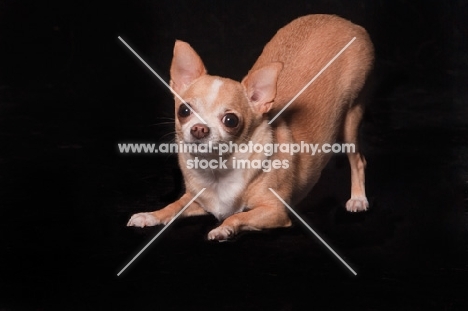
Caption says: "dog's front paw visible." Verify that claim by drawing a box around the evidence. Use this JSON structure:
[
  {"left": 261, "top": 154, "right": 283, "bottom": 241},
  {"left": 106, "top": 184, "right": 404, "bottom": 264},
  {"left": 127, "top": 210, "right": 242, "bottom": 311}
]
[
  {"left": 207, "top": 226, "right": 235, "bottom": 241},
  {"left": 127, "top": 212, "right": 160, "bottom": 227},
  {"left": 346, "top": 196, "right": 369, "bottom": 212}
]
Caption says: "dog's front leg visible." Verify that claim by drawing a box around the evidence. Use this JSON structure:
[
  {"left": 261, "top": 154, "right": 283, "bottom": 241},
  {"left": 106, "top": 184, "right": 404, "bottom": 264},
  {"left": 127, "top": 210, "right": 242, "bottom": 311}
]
[
  {"left": 127, "top": 192, "right": 207, "bottom": 227},
  {"left": 207, "top": 203, "right": 292, "bottom": 241}
]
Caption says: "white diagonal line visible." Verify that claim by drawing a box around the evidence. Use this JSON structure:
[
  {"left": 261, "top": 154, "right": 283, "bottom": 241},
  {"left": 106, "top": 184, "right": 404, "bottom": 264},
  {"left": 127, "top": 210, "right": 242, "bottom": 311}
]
[
  {"left": 118, "top": 36, "right": 207, "bottom": 124},
  {"left": 268, "top": 188, "right": 357, "bottom": 275},
  {"left": 268, "top": 37, "right": 356, "bottom": 124},
  {"left": 117, "top": 188, "right": 206, "bottom": 276}
]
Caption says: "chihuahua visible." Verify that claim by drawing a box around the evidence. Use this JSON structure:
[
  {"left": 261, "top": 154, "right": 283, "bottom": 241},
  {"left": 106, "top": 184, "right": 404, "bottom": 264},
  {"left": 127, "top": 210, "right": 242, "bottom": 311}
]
[{"left": 127, "top": 14, "right": 374, "bottom": 241}]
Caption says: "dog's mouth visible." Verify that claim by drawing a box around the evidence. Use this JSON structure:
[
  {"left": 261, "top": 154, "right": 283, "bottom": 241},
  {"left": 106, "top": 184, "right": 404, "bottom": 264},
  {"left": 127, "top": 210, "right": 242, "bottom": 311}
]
[
  {"left": 180, "top": 139, "right": 220, "bottom": 155},
  {"left": 179, "top": 139, "right": 237, "bottom": 159}
]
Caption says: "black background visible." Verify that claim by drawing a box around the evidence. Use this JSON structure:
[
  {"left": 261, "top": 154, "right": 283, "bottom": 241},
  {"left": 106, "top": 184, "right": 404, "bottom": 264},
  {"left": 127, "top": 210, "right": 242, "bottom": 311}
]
[{"left": 1, "top": 0, "right": 467, "bottom": 309}]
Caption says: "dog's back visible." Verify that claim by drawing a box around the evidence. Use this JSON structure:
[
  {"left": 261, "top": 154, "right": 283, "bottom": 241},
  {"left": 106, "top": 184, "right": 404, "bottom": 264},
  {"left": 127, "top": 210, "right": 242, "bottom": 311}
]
[{"left": 249, "top": 14, "right": 374, "bottom": 202}]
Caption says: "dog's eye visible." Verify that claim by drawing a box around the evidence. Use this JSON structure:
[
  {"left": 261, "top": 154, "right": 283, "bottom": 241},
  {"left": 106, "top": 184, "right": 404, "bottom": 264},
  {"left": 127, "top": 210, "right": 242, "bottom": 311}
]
[
  {"left": 222, "top": 113, "right": 239, "bottom": 128},
  {"left": 178, "top": 103, "right": 192, "bottom": 118}
]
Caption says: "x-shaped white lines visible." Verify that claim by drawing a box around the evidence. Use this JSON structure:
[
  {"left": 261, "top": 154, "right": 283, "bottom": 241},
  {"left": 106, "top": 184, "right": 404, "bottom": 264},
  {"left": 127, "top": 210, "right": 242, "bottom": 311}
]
[{"left": 117, "top": 36, "right": 357, "bottom": 276}]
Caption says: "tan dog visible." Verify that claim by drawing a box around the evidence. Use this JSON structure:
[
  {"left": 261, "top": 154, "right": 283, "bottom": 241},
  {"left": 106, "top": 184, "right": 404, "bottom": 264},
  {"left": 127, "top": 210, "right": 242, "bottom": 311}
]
[{"left": 127, "top": 14, "right": 374, "bottom": 241}]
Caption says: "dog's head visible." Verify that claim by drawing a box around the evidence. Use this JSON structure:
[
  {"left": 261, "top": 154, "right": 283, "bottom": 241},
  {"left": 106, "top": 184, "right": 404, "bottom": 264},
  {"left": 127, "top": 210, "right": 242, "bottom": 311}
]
[{"left": 170, "top": 40, "right": 282, "bottom": 149}]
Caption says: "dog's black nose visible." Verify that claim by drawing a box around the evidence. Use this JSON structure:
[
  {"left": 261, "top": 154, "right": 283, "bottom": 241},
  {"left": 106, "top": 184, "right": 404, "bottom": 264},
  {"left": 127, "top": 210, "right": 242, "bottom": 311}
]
[{"left": 190, "top": 123, "right": 210, "bottom": 139}]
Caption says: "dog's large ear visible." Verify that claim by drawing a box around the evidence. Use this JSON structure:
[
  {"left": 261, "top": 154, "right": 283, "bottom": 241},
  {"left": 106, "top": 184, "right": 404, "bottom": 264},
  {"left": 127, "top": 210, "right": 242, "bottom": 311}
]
[
  {"left": 241, "top": 62, "right": 283, "bottom": 115},
  {"left": 170, "top": 40, "right": 207, "bottom": 95}
]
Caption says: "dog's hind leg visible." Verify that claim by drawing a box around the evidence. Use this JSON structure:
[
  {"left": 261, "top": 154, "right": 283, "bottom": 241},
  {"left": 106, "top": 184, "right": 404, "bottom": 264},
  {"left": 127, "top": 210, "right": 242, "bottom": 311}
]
[{"left": 343, "top": 102, "right": 369, "bottom": 212}]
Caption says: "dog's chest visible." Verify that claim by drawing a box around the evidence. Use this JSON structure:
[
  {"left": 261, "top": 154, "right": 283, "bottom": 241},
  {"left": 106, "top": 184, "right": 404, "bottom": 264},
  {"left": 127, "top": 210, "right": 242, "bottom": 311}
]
[{"left": 195, "top": 168, "right": 246, "bottom": 220}]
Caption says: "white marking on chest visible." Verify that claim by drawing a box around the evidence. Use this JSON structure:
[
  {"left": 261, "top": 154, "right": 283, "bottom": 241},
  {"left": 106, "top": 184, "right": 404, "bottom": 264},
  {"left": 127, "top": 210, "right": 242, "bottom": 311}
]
[
  {"left": 205, "top": 79, "right": 223, "bottom": 105},
  {"left": 198, "top": 167, "right": 246, "bottom": 220}
]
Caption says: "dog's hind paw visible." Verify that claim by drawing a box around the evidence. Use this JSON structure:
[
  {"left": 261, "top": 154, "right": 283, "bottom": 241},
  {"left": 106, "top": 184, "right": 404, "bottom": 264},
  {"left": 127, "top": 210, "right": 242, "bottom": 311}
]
[
  {"left": 127, "top": 212, "right": 160, "bottom": 227},
  {"left": 346, "top": 196, "right": 369, "bottom": 212}
]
